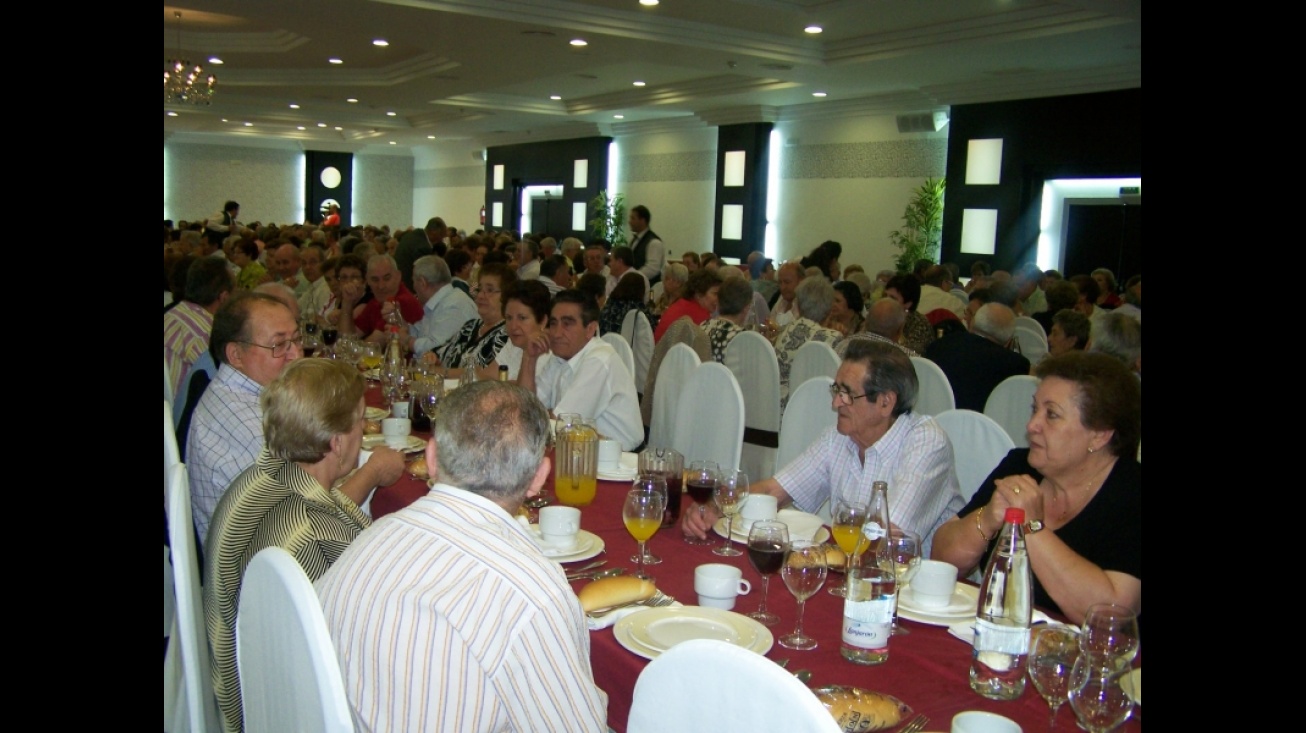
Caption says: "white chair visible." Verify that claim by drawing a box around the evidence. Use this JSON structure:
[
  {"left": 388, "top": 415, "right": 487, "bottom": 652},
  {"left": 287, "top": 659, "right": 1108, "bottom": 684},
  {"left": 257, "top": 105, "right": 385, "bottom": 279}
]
[
  {"left": 777, "top": 376, "right": 837, "bottom": 524},
  {"left": 164, "top": 400, "right": 180, "bottom": 642},
  {"left": 724, "top": 331, "right": 781, "bottom": 483},
  {"left": 933, "top": 409, "right": 1016, "bottom": 502},
  {"left": 628, "top": 639, "right": 841, "bottom": 733},
  {"left": 910, "top": 356, "right": 956, "bottom": 416},
  {"left": 621, "top": 309, "right": 654, "bottom": 393},
  {"left": 1013, "top": 326, "right": 1048, "bottom": 365},
  {"left": 165, "top": 353, "right": 175, "bottom": 405},
  {"left": 672, "top": 362, "right": 745, "bottom": 474},
  {"left": 1014, "top": 315, "right": 1046, "bottom": 340},
  {"left": 788, "top": 341, "right": 840, "bottom": 395},
  {"left": 601, "top": 332, "right": 636, "bottom": 385},
  {"left": 237, "top": 547, "right": 354, "bottom": 733},
  {"left": 165, "top": 400, "right": 181, "bottom": 476},
  {"left": 984, "top": 374, "right": 1039, "bottom": 448},
  {"left": 164, "top": 463, "right": 221, "bottom": 733},
  {"left": 648, "top": 343, "right": 701, "bottom": 451}
]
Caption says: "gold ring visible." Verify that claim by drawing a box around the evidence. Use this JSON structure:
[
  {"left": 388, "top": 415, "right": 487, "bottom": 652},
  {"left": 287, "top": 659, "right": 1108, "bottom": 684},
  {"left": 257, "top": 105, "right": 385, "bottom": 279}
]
[{"left": 1013, "top": 487, "right": 1021, "bottom": 495}]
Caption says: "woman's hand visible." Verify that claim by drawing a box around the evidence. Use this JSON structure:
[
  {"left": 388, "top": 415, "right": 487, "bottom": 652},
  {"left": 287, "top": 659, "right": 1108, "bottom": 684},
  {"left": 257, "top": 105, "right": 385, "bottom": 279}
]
[
  {"left": 524, "top": 332, "right": 551, "bottom": 358},
  {"left": 992, "top": 474, "right": 1047, "bottom": 525},
  {"left": 680, "top": 501, "right": 720, "bottom": 540}
]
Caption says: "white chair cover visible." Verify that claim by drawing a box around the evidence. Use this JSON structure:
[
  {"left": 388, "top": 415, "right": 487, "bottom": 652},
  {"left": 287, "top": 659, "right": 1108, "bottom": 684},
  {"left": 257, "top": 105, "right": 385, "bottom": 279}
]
[
  {"left": 788, "top": 341, "right": 840, "bottom": 395},
  {"left": 237, "top": 547, "right": 354, "bottom": 733},
  {"left": 672, "top": 362, "right": 745, "bottom": 473},
  {"left": 777, "top": 376, "right": 837, "bottom": 524},
  {"left": 165, "top": 400, "right": 180, "bottom": 477},
  {"left": 648, "top": 344, "right": 701, "bottom": 452},
  {"left": 164, "top": 400, "right": 180, "bottom": 640},
  {"left": 165, "top": 353, "right": 175, "bottom": 405},
  {"left": 164, "top": 463, "right": 221, "bottom": 733},
  {"left": 621, "top": 309, "right": 654, "bottom": 392},
  {"left": 910, "top": 356, "right": 956, "bottom": 417},
  {"left": 601, "top": 332, "right": 637, "bottom": 385},
  {"left": 1014, "top": 315, "right": 1046, "bottom": 340},
  {"left": 1013, "top": 326, "right": 1048, "bottom": 365},
  {"left": 724, "top": 331, "right": 781, "bottom": 483},
  {"left": 983, "top": 374, "right": 1039, "bottom": 448},
  {"left": 628, "top": 639, "right": 841, "bottom": 733},
  {"left": 933, "top": 409, "right": 1016, "bottom": 502}
]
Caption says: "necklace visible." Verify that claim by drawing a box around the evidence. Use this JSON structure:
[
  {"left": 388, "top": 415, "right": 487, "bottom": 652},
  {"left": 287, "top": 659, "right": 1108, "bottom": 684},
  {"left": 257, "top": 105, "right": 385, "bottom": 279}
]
[{"left": 1048, "top": 456, "right": 1116, "bottom": 522}]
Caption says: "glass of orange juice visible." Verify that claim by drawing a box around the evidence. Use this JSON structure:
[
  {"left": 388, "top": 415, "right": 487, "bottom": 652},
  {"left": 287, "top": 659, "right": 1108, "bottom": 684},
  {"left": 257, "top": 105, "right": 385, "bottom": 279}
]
[{"left": 623, "top": 488, "right": 664, "bottom": 581}]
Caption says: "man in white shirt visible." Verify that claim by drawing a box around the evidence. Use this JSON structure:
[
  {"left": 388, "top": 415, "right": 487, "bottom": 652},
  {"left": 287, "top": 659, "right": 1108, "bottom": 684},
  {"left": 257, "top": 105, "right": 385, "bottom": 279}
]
[
  {"left": 917, "top": 265, "right": 967, "bottom": 319},
  {"left": 516, "top": 239, "right": 541, "bottom": 280},
  {"left": 272, "top": 243, "right": 310, "bottom": 299},
  {"left": 606, "top": 246, "right": 650, "bottom": 301},
  {"left": 317, "top": 381, "right": 607, "bottom": 733},
  {"left": 540, "top": 254, "right": 572, "bottom": 296},
  {"left": 296, "top": 244, "right": 330, "bottom": 318},
  {"left": 628, "top": 204, "right": 666, "bottom": 285},
  {"left": 519, "top": 290, "right": 643, "bottom": 450},
  {"left": 770, "top": 261, "right": 804, "bottom": 327},
  {"left": 409, "top": 255, "right": 478, "bottom": 355}
]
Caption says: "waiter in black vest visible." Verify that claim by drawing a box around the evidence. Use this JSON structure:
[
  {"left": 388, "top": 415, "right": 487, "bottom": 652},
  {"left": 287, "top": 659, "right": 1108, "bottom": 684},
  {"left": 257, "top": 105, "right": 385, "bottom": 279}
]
[{"left": 628, "top": 204, "right": 666, "bottom": 285}]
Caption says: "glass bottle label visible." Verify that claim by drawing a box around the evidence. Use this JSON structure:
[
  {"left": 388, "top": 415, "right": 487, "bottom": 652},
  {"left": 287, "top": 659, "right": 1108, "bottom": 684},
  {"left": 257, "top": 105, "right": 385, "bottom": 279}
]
[
  {"left": 861, "top": 521, "right": 886, "bottom": 542},
  {"left": 972, "top": 618, "right": 1030, "bottom": 655},
  {"left": 843, "top": 597, "right": 892, "bottom": 649}
]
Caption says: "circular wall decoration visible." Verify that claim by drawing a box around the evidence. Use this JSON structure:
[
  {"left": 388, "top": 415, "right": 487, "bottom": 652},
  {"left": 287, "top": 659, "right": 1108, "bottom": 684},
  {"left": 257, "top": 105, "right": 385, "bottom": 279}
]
[{"left": 320, "top": 166, "right": 342, "bottom": 189}]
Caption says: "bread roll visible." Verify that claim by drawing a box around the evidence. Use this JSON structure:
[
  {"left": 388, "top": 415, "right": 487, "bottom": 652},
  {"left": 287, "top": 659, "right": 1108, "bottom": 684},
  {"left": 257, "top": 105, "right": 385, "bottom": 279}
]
[
  {"left": 824, "top": 545, "right": 846, "bottom": 568},
  {"left": 813, "top": 686, "right": 912, "bottom": 732},
  {"left": 407, "top": 456, "right": 429, "bottom": 479},
  {"left": 578, "top": 576, "right": 656, "bottom": 612},
  {"left": 364, "top": 419, "right": 383, "bottom": 435}
]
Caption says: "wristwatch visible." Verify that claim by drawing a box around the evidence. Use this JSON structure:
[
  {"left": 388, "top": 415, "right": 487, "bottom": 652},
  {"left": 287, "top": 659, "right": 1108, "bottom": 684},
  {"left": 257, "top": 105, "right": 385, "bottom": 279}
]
[{"left": 1024, "top": 519, "right": 1045, "bottom": 534}]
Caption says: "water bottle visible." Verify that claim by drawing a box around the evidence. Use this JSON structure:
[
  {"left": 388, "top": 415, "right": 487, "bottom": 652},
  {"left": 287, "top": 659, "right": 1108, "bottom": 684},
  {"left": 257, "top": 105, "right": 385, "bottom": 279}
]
[
  {"left": 841, "top": 481, "right": 895, "bottom": 664},
  {"left": 969, "top": 507, "right": 1032, "bottom": 700}
]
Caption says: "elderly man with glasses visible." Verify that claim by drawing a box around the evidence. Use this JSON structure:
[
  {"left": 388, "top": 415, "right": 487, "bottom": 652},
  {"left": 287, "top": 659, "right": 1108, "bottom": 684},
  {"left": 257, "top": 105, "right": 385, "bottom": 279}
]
[{"left": 682, "top": 338, "right": 963, "bottom": 553}]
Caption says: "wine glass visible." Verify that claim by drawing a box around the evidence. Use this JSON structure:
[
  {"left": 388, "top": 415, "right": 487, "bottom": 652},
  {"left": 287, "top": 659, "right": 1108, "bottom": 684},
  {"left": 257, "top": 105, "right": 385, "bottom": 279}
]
[
  {"left": 885, "top": 528, "right": 921, "bottom": 634},
  {"left": 1080, "top": 604, "right": 1140, "bottom": 668},
  {"left": 828, "top": 498, "right": 869, "bottom": 596},
  {"left": 746, "top": 520, "right": 788, "bottom": 626},
  {"left": 711, "top": 470, "right": 749, "bottom": 557},
  {"left": 321, "top": 326, "right": 339, "bottom": 357},
  {"left": 778, "top": 540, "right": 827, "bottom": 650},
  {"left": 630, "top": 474, "right": 668, "bottom": 566},
  {"left": 1028, "top": 626, "right": 1082, "bottom": 730},
  {"left": 682, "top": 460, "right": 720, "bottom": 546},
  {"left": 623, "top": 488, "right": 665, "bottom": 582},
  {"left": 1069, "top": 657, "right": 1134, "bottom": 733}
]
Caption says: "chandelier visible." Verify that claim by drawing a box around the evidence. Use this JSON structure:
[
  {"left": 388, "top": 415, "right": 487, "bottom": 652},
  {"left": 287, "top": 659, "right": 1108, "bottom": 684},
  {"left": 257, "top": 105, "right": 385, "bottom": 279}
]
[{"left": 164, "top": 11, "right": 216, "bottom": 106}]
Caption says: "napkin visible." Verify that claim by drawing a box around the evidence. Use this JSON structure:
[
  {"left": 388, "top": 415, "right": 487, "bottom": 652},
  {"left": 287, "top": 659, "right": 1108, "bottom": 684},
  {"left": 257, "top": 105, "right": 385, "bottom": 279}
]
[
  {"left": 946, "top": 613, "right": 1060, "bottom": 644},
  {"left": 586, "top": 600, "right": 683, "bottom": 631}
]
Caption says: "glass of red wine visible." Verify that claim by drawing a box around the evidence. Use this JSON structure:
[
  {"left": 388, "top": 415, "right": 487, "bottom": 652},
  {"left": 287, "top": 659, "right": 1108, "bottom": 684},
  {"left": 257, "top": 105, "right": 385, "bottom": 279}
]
[
  {"left": 321, "top": 327, "right": 339, "bottom": 358},
  {"left": 746, "top": 520, "right": 789, "bottom": 626},
  {"left": 683, "top": 460, "right": 719, "bottom": 546}
]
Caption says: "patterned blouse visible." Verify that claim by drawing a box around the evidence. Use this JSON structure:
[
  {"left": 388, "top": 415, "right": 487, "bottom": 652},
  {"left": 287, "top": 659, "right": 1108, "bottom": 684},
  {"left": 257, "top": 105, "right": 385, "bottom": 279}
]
[
  {"left": 774, "top": 317, "right": 843, "bottom": 399},
  {"left": 600, "top": 299, "right": 649, "bottom": 337},
  {"left": 438, "top": 318, "right": 508, "bottom": 369},
  {"left": 902, "top": 310, "right": 936, "bottom": 355},
  {"left": 703, "top": 317, "right": 745, "bottom": 363}
]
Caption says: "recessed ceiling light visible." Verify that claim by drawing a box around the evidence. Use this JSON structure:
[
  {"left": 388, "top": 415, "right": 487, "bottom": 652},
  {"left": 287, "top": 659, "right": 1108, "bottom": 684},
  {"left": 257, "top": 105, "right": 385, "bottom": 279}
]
[
  {"left": 289, "top": 103, "right": 300, "bottom": 109},
  {"left": 569, "top": 38, "right": 588, "bottom": 47},
  {"left": 166, "top": 111, "right": 178, "bottom": 117},
  {"left": 318, "top": 123, "right": 328, "bottom": 128},
  {"left": 549, "top": 95, "right": 562, "bottom": 100},
  {"left": 372, "top": 39, "right": 388, "bottom": 47},
  {"left": 329, "top": 57, "right": 343, "bottom": 64},
  {"left": 640, "top": 0, "right": 659, "bottom": 5},
  {"left": 427, "top": 135, "right": 436, "bottom": 139},
  {"left": 812, "top": 91, "right": 828, "bottom": 97},
  {"left": 614, "top": 114, "right": 625, "bottom": 119},
  {"left": 389, "top": 141, "right": 397, "bottom": 145},
  {"left": 346, "top": 98, "right": 359, "bottom": 103},
  {"left": 386, "top": 111, "right": 397, "bottom": 116},
  {"left": 220, "top": 118, "right": 229, "bottom": 123},
  {"left": 297, "top": 126, "right": 306, "bottom": 130},
  {"left": 243, "top": 122, "right": 253, "bottom": 127},
  {"left": 334, "top": 126, "right": 343, "bottom": 131},
  {"left": 633, "top": 81, "right": 646, "bottom": 87},
  {"left": 208, "top": 57, "right": 224, "bottom": 65},
  {"left": 805, "top": 25, "right": 823, "bottom": 34}
]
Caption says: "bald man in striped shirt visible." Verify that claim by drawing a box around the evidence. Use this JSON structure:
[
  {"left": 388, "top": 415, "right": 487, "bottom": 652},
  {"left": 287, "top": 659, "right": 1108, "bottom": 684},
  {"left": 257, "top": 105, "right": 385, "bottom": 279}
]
[{"left": 316, "top": 381, "right": 607, "bottom": 732}]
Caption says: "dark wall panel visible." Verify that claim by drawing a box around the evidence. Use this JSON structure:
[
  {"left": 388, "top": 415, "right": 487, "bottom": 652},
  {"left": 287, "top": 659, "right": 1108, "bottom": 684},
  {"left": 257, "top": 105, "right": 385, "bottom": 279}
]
[
  {"left": 485, "top": 137, "right": 611, "bottom": 240},
  {"left": 305, "top": 151, "right": 353, "bottom": 226}
]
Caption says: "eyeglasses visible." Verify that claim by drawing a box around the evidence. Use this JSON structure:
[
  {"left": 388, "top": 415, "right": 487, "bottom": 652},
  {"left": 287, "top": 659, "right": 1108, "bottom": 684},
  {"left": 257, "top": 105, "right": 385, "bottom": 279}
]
[
  {"left": 829, "top": 383, "right": 875, "bottom": 405},
  {"left": 337, "top": 274, "right": 363, "bottom": 282},
  {"left": 241, "top": 331, "right": 303, "bottom": 358}
]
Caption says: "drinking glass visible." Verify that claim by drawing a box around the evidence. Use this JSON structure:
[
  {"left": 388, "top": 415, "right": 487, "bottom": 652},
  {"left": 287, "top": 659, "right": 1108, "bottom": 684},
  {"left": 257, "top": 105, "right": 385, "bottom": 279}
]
[
  {"left": 1080, "top": 604, "right": 1140, "bottom": 668},
  {"left": 1028, "top": 626, "right": 1082, "bottom": 730},
  {"left": 639, "top": 447, "right": 683, "bottom": 528},
  {"left": 712, "top": 471, "right": 749, "bottom": 557},
  {"left": 629, "top": 474, "right": 668, "bottom": 566},
  {"left": 1068, "top": 657, "right": 1134, "bottom": 733},
  {"left": 746, "top": 521, "right": 789, "bottom": 626},
  {"left": 885, "top": 528, "right": 921, "bottom": 634},
  {"left": 682, "top": 460, "right": 720, "bottom": 546},
  {"left": 828, "top": 498, "right": 870, "bottom": 597},
  {"left": 320, "top": 326, "right": 339, "bottom": 357},
  {"left": 623, "top": 488, "right": 665, "bottom": 582},
  {"left": 778, "top": 540, "right": 827, "bottom": 650}
]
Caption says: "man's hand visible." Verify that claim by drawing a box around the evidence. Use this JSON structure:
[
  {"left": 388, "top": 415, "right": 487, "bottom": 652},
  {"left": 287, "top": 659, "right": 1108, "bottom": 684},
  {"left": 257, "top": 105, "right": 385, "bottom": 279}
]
[{"left": 680, "top": 501, "right": 720, "bottom": 540}]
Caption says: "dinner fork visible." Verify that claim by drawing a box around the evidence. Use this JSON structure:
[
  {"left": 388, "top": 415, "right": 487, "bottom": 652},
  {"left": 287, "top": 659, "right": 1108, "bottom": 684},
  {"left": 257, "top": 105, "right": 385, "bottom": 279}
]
[
  {"left": 898, "top": 714, "right": 928, "bottom": 733},
  {"left": 585, "top": 590, "right": 676, "bottom": 618}
]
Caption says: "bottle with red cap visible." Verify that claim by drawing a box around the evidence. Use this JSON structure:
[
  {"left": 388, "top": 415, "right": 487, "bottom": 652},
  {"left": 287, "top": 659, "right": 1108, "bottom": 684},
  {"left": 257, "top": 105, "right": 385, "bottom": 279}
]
[{"left": 970, "top": 507, "right": 1033, "bottom": 700}]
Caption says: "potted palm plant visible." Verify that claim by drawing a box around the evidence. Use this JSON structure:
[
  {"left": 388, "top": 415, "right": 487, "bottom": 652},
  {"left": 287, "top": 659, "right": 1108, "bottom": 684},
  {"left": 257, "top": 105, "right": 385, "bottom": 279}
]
[
  {"left": 890, "top": 177, "right": 946, "bottom": 272},
  {"left": 588, "top": 190, "right": 628, "bottom": 247}
]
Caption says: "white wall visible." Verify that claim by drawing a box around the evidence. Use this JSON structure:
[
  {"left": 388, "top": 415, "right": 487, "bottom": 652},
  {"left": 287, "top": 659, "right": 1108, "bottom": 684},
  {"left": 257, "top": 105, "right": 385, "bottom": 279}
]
[
  {"left": 354, "top": 154, "right": 414, "bottom": 231},
  {"left": 164, "top": 141, "right": 303, "bottom": 225},
  {"left": 412, "top": 143, "right": 487, "bottom": 234},
  {"left": 615, "top": 128, "right": 718, "bottom": 257}
]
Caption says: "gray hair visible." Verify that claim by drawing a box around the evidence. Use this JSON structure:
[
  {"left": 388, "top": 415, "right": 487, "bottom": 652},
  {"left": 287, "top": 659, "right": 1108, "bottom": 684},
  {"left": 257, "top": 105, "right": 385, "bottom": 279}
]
[
  {"left": 716, "top": 278, "right": 754, "bottom": 317},
  {"left": 662, "top": 262, "right": 688, "bottom": 285},
  {"left": 864, "top": 297, "right": 906, "bottom": 339},
  {"left": 841, "top": 338, "right": 918, "bottom": 416},
  {"left": 1088, "top": 312, "right": 1141, "bottom": 368},
  {"left": 413, "top": 255, "right": 452, "bottom": 286},
  {"left": 795, "top": 276, "right": 835, "bottom": 322},
  {"left": 971, "top": 303, "right": 1016, "bottom": 345},
  {"left": 254, "top": 282, "right": 300, "bottom": 321},
  {"left": 432, "top": 381, "right": 550, "bottom": 501}
]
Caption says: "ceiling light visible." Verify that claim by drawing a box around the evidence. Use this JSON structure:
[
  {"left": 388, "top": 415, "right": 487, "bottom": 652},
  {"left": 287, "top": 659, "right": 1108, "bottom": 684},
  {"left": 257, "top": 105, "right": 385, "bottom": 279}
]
[
  {"left": 805, "top": 25, "right": 823, "bottom": 34},
  {"left": 569, "top": 39, "right": 588, "bottom": 47},
  {"left": 550, "top": 95, "right": 562, "bottom": 100},
  {"left": 640, "top": 0, "right": 659, "bottom": 5},
  {"left": 163, "top": 12, "right": 216, "bottom": 106},
  {"left": 166, "top": 111, "right": 178, "bottom": 117},
  {"left": 614, "top": 114, "right": 625, "bottom": 119},
  {"left": 329, "top": 57, "right": 343, "bottom": 64},
  {"left": 318, "top": 123, "right": 327, "bottom": 127},
  {"left": 208, "top": 57, "right": 223, "bottom": 65},
  {"left": 221, "top": 118, "right": 229, "bottom": 123},
  {"left": 289, "top": 103, "right": 300, "bottom": 109},
  {"left": 427, "top": 135, "right": 436, "bottom": 139},
  {"left": 389, "top": 141, "right": 397, "bottom": 145},
  {"left": 633, "top": 81, "right": 646, "bottom": 87},
  {"left": 812, "top": 91, "right": 828, "bottom": 97},
  {"left": 334, "top": 126, "right": 343, "bottom": 131},
  {"left": 347, "top": 98, "right": 359, "bottom": 103},
  {"left": 243, "top": 122, "right": 253, "bottom": 127},
  {"left": 386, "top": 111, "right": 397, "bottom": 116},
  {"left": 297, "top": 126, "right": 306, "bottom": 130},
  {"left": 372, "top": 39, "right": 389, "bottom": 47}
]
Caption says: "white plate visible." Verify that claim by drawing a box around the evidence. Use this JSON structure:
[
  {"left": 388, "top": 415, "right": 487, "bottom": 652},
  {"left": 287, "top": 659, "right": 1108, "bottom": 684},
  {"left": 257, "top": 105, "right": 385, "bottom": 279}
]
[
  {"left": 541, "top": 529, "right": 605, "bottom": 563},
  {"left": 1121, "top": 667, "right": 1141, "bottom": 705},
  {"left": 713, "top": 509, "right": 831, "bottom": 545},
  {"left": 361, "top": 434, "right": 426, "bottom": 453},
  {"left": 597, "top": 452, "right": 640, "bottom": 481},
  {"left": 897, "top": 584, "right": 980, "bottom": 626},
  {"left": 364, "top": 406, "right": 390, "bottom": 420},
  {"left": 614, "top": 607, "right": 773, "bottom": 660}
]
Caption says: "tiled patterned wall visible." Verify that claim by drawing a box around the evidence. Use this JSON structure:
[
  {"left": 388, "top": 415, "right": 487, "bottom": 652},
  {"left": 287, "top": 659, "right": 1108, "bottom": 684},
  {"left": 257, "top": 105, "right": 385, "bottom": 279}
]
[
  {"left": 355, "top": 155, "right": 414, "bottom": 229},
  {"left": 784, "top": 139, "right": 946, "bottom": 179}
]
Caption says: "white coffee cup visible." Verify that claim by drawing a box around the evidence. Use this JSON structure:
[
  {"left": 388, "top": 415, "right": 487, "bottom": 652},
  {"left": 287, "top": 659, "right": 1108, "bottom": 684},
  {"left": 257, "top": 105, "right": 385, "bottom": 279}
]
[
  {"left": 911, "top": 559, "right": 959, "bottom": 608},
  {"left": 538, "top": 506, "right": 581, "bottom": 548},
  {"left": 694, "top": 563, "right": 751, "bottom": 610},
  {"left": 381, "top": 417, "right": 411, "bottom": 448},
  {"left": 390, "top": 399, "right": 411, "bottom": 419},
  {"left": 739, "top": 494, "right": 778, "bottom": 525},
  {"left": 951, "top": 711, "right": 1022, "bottom": 733},
  {"left": 597, "top": 439, "right": 621, "bottom": 469}
]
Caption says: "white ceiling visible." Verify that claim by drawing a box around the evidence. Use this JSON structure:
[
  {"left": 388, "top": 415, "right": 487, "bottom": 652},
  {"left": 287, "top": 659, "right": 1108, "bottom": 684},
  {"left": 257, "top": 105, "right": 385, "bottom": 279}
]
[{"left": 163, "top": 0, "right": 1141, "bottom": 152}]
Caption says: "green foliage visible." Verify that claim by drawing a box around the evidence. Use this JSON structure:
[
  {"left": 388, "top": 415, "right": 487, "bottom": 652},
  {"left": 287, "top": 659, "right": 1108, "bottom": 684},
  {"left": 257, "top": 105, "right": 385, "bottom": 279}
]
[
  {"left": 588, "top": 190, "right": 627, "bottom": 247},
  {"left": 890, "top": 177, "right": 946, "bottom": 273}
]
